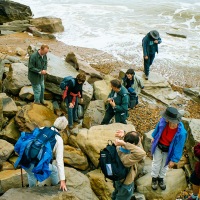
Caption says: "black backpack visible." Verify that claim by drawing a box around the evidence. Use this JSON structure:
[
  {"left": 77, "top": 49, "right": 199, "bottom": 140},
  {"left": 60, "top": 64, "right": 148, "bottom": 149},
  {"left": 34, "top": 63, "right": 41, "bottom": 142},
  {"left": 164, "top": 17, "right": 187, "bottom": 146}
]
[
  {"left": 99, "top": 141, "right": 130, "bottom": 181},
  {"left": 60, "top": 76, "right": 75, "bottom": 90}
]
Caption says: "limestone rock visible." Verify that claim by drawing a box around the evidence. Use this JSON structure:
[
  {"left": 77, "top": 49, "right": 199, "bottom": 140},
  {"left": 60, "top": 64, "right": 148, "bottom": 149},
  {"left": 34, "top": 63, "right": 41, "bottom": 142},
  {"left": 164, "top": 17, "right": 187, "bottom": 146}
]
[
  {"left": 183, "top": 87, "right": 200, "bottom": 103},
  {"left": 30, "top": 17, "right": 64, "bottom": 33},
  {"left": 0, "top": 93, "right": 18, "bottom": 117},
  {"left": 136, "top": 169, "right": 187, "bottom": 200},
  {"left": 183, "top": 118, "right": 200, "bottom": 170},
  {"left": 3, "top": 63, "right": 31, "bottom": 95},
  {"left": 15, "top": 47, "right": 27, "bottom": 56},
  {"left": 15, "top": 103, "right": 57, "bottom": 132},
  {"left": 65, "top": 52, "right": 102, "bottom": 83},
  {"left": 142, "top": 130, "right": 153, "bottom": 154},
  {"left": 82, "top": 81, "right": 93, "bottom": 108},
  {"left": 65, "top": 167, "right": 98, "bottom": 200},
  {"left": 83, "top": 100, "right": 105, "bottom": 129},
  {"left": 87, "top": 169, "right": 114, "bottom": 200},
  {"left": 76, "top": 123, "right": 136, "bottom": 167},
  {"left": 63, "top": 145, "right": 88, "bottom": 170},
  {"left": 0, "top": 169, "right": 28, "bottom": 194},
  {"left": 0, "top": 140, "right": 14, "bottom": 161},
  {"left": 0, "top": 118, "right": 20, "bottom": 144},
  {"left": 0, "top": 1, "right": 32, "bottom": 24},
  {"left": 94, "top": 79, "right": 111, "bottom": 102}
]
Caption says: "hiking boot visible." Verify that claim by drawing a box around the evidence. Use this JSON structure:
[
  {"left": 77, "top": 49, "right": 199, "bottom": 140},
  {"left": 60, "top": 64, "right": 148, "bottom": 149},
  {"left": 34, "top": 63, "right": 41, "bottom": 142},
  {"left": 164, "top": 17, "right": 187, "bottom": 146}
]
[
  {"left": 158, "top": 177, "right": 166, "bottom": 190},
  {"left": 151, "top": 177, "right": 158, "bottom": 190},
  {"left": 145, "top": 75, "right": 148, "bottom": 80},
  {"left": 41, "top": 101, "right": 48, "bottom": 106},
  {"left": 68, "top": 125, "right": 73, "bottom": 129},
  {"left": 74, "top": 119, "right": 80, "bottom": 123},
  {"left": 34, "top": 102, "right": 41, "bottom": 105}
]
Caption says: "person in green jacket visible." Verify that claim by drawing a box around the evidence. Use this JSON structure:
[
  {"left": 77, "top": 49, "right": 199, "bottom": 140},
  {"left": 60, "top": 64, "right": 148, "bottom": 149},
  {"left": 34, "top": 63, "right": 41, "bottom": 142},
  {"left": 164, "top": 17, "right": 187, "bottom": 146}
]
[
  {"left": 101, "top": 79, "right": 129, "bottom": 124},
  {"left": 28, "top": 44, "right": 49, "bottom": 105}
]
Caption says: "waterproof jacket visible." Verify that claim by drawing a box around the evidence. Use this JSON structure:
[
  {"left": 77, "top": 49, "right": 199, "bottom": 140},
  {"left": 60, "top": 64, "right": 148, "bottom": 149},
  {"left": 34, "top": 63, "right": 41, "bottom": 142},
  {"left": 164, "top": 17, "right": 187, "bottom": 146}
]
[
  {"left": 142, "top": 32, "right": 162, "bottom": 57},
  {"left": 28, "top": 50, "right": 48, "bottom": 85},
  {"left": 117, "top": 143, "right": 146, "bottom": 185},
  {"left": 107, "top": 86, "right": 129, "bottom": 114},
  {"left": 14, "top": 128, "right": 57, "bottom": 182},
  {"left": 122, "top": 75, "right": 144, "bottom": 97},
  {"left": 151, "top": 118, "right": 187, "bottom": 166}
]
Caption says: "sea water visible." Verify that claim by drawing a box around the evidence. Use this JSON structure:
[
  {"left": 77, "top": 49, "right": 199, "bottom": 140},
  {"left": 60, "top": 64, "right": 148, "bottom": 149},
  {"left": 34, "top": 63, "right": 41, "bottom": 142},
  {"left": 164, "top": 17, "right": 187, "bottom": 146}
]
[{"left": 14, "top": 0, "right": 200, "bottom": 86}]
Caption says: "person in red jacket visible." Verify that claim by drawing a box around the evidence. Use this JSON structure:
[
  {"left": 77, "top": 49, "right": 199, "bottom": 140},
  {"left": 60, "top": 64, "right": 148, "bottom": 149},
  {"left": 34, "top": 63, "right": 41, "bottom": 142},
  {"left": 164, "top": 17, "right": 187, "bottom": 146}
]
[{"left": 187, "top": 143, "right": 200, "bottom": 200}]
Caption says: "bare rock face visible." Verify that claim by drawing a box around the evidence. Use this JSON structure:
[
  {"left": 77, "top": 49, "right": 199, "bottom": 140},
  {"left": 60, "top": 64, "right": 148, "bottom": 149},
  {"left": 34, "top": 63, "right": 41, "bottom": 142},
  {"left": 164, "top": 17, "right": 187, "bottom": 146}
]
[
  {"left": 0, "top": 0, "right": 32, "bottom": 24},
  {"left": 15, "top": 103, "right": 57, "bottom": 132},
  {"left": 30, "top": 17, "right": 64, "bottom": 33},
  {"left": 0, "top": 139, "right": 14, "bottom": 161}
]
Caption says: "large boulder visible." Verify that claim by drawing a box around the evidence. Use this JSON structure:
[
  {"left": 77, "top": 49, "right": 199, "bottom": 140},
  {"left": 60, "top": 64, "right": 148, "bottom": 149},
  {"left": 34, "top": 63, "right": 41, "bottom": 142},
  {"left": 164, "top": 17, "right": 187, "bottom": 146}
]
[
  {"left": 30, "top": 17, "right": 64, "bottom": 33},
  {"left": 0, "top": 169, "right": 28, "bottom": 194},
  {"left": 0, "top": 93, "right": 18, "bottom": 117},
  {"left": 0, "top": 139, "right": 14, "bottom": 161},
  {"left": 0, "top": 0, "right": 32, "bottom": 24},
  {"left": 183, "top": 87, "right": 200, "bottom": 103},
  {"left": 63, "top": 145, "right": 88, "bottom": 170},
  {"left": 183, "top": 118, "right": 200, "bottom": 170},
  {"left": 15, "top": 103, "right": 57, "bottom": 132},
  {"left": 75, "top": 123, "right": 136, "bottom": 167},
  {"left": 87, "top": 169, "right": 114, "bottom": 200},
  {"left": 93, "top": 75, "right": 113, "bottom": 101},
  {"left": 3, "top": 63, "right": 31, "bottom": 95},
  {"left": 0, "top": 118, "right": 20, "bottom": 144},
  {"left": 65, "top": 52, "right": 102, "bottom": 83},
  {"left": 83, "top": 100, "right": 105, "bottom": 129},
  {"left": 136, "top": 169, "right": 187, "bottom": 200}
]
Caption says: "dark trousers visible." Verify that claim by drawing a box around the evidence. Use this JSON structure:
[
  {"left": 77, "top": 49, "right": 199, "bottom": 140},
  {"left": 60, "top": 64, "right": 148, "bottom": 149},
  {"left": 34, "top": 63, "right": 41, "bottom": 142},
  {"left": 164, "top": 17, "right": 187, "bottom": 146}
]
[
  {"left": 112, "top": 181, "right": 134, "bottom": 200},
  {"left": 144, "top": 53, "right": 155, "bottom": 76},
  {"left": 101, "top": 107, "right": 127, "bottom": 125},
  {"left": 65, "top": 97, "right": 78, "bottom": 126}
]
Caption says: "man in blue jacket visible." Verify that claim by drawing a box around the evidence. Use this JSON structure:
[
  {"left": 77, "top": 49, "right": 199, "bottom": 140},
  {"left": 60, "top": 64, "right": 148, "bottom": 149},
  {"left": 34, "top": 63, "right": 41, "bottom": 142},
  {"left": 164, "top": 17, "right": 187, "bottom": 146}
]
[
  {"left": 142, "top": 30, "right": 162, "bottom": 80},
  {"left": 151, "top": 107, "right": 187, "bottom": 190}
]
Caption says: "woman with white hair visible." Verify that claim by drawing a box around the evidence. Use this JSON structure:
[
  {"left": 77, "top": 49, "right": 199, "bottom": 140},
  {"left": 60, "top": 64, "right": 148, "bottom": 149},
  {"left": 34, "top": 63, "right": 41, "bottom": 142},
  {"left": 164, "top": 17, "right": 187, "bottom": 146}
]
[{"left": 15, "top": 116, "right": 68, "bottom": 191}]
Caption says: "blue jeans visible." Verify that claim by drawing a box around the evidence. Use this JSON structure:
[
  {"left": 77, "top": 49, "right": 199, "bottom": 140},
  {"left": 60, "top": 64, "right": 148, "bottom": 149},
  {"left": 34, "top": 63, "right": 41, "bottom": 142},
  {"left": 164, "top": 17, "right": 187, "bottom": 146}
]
[
  {"left": 144, "top": 53, "right": 155, "bottom": 76},
  {"left": 25, "top": 163, "right": 59, "bottom": 187},
  {"left": 32, "top": 80, "right": 45, "bottom": 103},
  {"left": 65, "top": 97, "right": 78, "bottom": 126},
  {"left": 112, "top": 181, "right": 134, "bottom": 200}
]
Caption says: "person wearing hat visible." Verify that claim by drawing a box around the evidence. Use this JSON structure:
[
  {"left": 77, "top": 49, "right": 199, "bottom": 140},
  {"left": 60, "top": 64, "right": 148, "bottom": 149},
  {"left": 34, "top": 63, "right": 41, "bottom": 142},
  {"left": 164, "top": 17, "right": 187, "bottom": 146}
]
[
  {"left": 187, "top": 143, "right": 200, "bottom": 200},
  {"left": 142, "top": 30, "right": 162, "bottom": 80},
  {"left": 122, "top": 68, "right": 144, "bottom": 108},
  {"left": 151, "top": 107, "right": 187, "bottom": 190},
  {"left": 23, "top": 116, "right": 68, "bottom": 191}
]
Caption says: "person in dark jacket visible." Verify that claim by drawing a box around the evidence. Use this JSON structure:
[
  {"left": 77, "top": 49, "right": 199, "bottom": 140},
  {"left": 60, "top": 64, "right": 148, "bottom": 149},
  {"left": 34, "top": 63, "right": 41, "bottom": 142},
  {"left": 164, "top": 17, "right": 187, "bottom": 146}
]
[
  {"left": 142, "top": 30, "right": 162, "bottom": 80},
  {"left": 151, "top": 107, "right": 187, "bottom": 191},
  {"left": 122, "top": 69, "right": 144, "bottom": 108},
  {"left": 101, "top": 79, "right": 129, "bottom": 125},
  {"left": 28, "top": 44, "right": 49, "bottom": 105},
  {"left": 187, "top": 143, "right": 200, "bottom": 200},
  {"left": 65, "top": 73, "right": 86, "bottom": 129}
]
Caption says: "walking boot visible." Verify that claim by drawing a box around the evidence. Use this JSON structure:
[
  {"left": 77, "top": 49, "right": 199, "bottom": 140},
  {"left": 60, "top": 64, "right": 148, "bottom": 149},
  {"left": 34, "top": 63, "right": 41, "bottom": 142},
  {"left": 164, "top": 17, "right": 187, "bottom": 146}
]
[
  {"left": 158, "top": 177, "right": 166, "bottom": 190},
  {"left": 151, "top": 177, "right": 158, "bottom": 190}
]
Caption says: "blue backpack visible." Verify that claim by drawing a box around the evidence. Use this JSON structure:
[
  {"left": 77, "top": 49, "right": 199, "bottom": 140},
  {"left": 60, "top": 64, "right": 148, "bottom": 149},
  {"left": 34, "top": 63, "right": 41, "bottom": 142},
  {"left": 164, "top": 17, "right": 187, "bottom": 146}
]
[
  {"left": 60, "top": 76, "right": 75, "bottom": 90},
  {"left": 14, "top": 127, "right": 59, "bottom": 169}
]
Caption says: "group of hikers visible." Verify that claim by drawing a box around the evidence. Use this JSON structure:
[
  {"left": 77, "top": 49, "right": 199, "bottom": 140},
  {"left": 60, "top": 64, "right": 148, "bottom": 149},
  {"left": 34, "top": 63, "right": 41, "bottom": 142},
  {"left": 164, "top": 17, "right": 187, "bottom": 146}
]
[{"left": 14, "top": 31, "right": 199, "bottom": 200}]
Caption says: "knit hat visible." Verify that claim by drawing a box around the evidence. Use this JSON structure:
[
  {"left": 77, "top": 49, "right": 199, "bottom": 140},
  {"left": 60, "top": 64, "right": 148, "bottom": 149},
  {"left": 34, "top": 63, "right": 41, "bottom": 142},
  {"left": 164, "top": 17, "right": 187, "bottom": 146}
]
[{"left": 53, "top": 116, "right": 68, "bottom": 130}]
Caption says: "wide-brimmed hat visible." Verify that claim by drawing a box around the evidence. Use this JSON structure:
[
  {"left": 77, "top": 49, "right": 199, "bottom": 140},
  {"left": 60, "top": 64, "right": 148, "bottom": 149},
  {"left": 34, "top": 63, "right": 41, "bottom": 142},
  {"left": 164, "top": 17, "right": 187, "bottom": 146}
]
[
  {"left": 150, "top": 30, "right": 160, "bottom": 39},
  {"left": 161, "top": 107, "right": 181, "bottom": 124}
]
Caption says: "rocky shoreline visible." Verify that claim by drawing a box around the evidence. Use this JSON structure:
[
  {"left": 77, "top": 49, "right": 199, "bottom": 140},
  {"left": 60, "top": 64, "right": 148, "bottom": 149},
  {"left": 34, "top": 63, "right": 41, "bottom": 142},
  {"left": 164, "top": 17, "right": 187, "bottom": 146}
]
[{"left": 0, "top": 1, "right": 200, "bottom": 200}]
